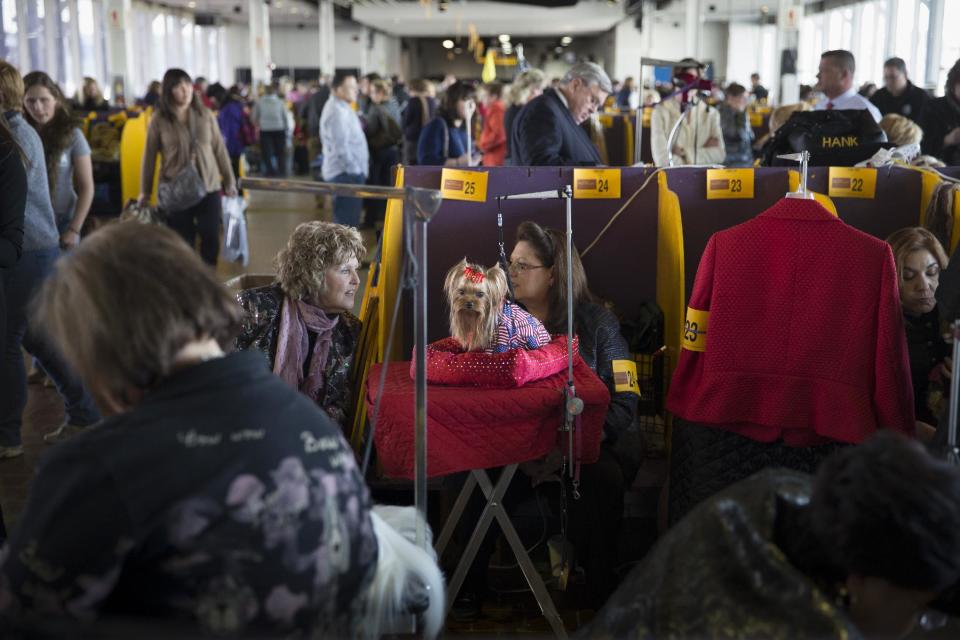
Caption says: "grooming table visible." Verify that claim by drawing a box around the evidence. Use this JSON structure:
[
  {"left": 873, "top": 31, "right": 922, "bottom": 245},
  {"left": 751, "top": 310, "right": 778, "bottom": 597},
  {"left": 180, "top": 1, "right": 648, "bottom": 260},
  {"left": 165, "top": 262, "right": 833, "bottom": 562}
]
[{"left": 366, "top": 357, "right": 609, "bottom": 638}]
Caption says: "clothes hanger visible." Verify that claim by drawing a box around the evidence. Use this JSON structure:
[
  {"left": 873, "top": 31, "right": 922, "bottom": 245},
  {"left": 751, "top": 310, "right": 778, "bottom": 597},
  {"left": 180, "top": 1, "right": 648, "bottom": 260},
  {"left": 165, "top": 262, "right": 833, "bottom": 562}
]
[{"left": 779, "top": 150, "right": 815, "bottom": 200}]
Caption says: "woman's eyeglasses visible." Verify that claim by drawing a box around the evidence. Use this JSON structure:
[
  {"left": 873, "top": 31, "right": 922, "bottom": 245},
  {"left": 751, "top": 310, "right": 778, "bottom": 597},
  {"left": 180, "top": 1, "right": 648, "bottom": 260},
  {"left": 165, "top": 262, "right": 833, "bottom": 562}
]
[{"left": 508, "top": 261, "right": 548, "bottom": 274}]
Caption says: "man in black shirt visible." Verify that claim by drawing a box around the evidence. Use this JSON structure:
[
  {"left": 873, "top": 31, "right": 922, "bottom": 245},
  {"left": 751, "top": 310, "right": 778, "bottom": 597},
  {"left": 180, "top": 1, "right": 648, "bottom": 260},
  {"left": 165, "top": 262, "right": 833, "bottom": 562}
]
[
  {"left": 750, "top": 73, "right": 768, "bottom": 103},
  {"left": 870, "top": 57, "right": 929, "bottom": 124}
]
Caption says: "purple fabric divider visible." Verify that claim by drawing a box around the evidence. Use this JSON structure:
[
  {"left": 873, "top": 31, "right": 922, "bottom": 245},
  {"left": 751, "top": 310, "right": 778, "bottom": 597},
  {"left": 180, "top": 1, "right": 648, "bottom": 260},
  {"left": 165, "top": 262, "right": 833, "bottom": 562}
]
[
  {"left": 804, "top": 165, "right": 921, "bottom": 240},
  {"left": 665, "top": 166, "right": 922, "bottom": 298},
  {"left": 663, "top": 167, "right": 791, "bottom": 296},
  {"left": 403, "top": 166, "right": 660, "bottom": 344}
]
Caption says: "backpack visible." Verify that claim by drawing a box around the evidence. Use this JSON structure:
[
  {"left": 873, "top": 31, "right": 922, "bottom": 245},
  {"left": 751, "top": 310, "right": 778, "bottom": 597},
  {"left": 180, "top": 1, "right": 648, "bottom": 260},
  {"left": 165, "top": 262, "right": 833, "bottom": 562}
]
[{"left": 762, "top": 109, "right": 889, "bottom": 167}]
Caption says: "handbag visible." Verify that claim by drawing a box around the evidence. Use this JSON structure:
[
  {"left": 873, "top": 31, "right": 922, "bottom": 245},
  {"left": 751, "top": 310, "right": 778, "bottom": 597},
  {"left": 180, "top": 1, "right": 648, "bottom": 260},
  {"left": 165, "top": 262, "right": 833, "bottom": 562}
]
[
  {"left": 157, "top": 113, "right": 207, "bottom": 212},
  {"left": 120, "top": 199, "right": 166, "bottom": 225}
]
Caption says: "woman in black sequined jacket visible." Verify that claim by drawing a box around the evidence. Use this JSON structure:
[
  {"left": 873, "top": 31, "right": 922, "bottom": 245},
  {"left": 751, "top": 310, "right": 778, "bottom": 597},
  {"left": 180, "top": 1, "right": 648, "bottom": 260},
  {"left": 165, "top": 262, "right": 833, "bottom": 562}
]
[
  {"left": 235, "top": 221, "right": 365, "bottom": 429},
  {"left": 510, "top": 221, "right": 640, "bottom": 604}
]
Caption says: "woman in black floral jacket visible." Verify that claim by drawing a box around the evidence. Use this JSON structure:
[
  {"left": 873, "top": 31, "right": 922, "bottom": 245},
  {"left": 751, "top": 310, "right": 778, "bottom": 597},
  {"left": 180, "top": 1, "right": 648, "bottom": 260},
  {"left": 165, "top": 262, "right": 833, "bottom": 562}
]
[
  {"left": 0, "top": 224, "right": 378, "bottom": 636},
  {"left": 236, "top": 221, "right": 365, "bottom": 428}
]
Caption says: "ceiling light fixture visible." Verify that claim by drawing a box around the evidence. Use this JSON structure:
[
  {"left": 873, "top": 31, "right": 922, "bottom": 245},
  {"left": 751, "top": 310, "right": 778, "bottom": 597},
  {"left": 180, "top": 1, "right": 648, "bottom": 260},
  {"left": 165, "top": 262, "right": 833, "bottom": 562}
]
[
  {"left": 442, "top": 39, "right": 455, "bottom": 49},
  {"left": 560, "top": 36, "right": 572, "bottom": 45},
  {"left": 498, "top": 34, "right": 510, "bottom": 43}
]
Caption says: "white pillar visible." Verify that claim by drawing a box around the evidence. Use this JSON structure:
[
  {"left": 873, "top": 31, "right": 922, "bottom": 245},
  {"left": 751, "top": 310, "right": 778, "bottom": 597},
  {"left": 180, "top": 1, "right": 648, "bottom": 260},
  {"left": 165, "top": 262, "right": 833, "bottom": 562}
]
[
  {"left": 102, "top": 0, "right": 136, "bottom": 103},
  {"left": 248, "top": 0, "right": 271, "bottom": 88},
  {"left": 318, "top": 0, "right": 335, "bottom": 77},
  {"left": 360, "top": 25, "right": 370, "bottom": 76},
  {"left": 925, "top": 0, "right": 944, "bottom": 90},
  {"left": 884, "top": 0, "right": 898, "bottom": 60},
  {"left": 684, "top": 0, "right": 700, "bottom": 59},
  {"left": 774, "top": 0, "right": 802, "bottom": 105}
]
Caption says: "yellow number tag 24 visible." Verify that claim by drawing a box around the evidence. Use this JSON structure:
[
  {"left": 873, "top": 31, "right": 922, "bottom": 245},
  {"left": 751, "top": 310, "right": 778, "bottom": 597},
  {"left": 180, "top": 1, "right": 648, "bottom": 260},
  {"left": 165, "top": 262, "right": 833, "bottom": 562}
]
[{"left": 612, "top": 360, "right": 641, "bottom": 396}]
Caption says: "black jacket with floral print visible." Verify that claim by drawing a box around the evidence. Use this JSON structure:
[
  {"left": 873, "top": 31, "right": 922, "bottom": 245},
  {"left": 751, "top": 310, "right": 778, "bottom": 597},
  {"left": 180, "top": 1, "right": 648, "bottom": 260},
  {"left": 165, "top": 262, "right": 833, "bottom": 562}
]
[{"left": 235, "top": 284, "right": 361, "bottom": 429}]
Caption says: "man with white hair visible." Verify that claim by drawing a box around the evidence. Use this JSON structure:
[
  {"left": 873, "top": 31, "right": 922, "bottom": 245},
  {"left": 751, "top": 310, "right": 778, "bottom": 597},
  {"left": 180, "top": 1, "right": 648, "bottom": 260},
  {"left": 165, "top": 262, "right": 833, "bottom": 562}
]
[{"left": 511, "top": 61, "right": 611, "bottom": 166}]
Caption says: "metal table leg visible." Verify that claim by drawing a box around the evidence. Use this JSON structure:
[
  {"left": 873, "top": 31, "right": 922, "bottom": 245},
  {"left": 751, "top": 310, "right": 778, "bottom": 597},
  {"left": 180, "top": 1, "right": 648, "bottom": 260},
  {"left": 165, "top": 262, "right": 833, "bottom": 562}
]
[
  {"left": 442, "top": 464, "right": 568, "bottom": 639},
  {"left": 435, "top": 472, "right": 477, "bottom": 557}
]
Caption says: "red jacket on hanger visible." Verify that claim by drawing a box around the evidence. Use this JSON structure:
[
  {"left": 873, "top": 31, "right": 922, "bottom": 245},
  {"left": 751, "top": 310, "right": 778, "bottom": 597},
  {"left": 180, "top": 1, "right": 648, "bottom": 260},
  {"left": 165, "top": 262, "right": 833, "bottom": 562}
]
[{"left": 667, "top": 198, "right": 915, "bottom": 445}]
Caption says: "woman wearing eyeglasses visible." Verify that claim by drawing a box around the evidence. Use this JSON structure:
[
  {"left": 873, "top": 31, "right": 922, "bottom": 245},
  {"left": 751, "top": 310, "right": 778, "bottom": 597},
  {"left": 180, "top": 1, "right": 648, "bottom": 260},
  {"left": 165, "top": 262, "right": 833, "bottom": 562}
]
[
  {"left": 452, "top": 221, "right": 640, "bottom": 618},
  {"left": 509, "top": 220, "right": 640, "bottom": 604}
]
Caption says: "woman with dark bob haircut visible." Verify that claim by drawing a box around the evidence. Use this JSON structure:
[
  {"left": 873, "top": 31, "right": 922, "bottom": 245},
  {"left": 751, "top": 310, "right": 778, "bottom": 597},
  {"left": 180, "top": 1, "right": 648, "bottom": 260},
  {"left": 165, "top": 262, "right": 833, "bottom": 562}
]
[
  {"left": 235, "top": 221, "right": 366, "bottom": 428},
  {"left": 0, "top": 223, "right": 380, "bottom": 636},
  {"left": 583, "top": 431, "right": 960, "bottom": 639},
  {"left": 416, "top": 80, "right": 479, "bottom": 166}
]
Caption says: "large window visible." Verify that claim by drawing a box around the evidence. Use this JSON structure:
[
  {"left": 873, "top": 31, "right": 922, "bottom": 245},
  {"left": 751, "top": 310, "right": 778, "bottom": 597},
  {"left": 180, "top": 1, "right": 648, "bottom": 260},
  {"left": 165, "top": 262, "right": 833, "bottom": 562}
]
[
  {"left": 941, "top": 0, "right": 960, "bottom": 94},
  {"left": 25, "top": 0, "right": 46, "bottom": 72},
  {"left": 800, "top": 0, "right": 940, "bottom": 94},
  {"left": 57, "top": 0, "right": 76, "bottom": 96},
  {"left": 1, "top": 0, "right": 19, "bottom": 67}
]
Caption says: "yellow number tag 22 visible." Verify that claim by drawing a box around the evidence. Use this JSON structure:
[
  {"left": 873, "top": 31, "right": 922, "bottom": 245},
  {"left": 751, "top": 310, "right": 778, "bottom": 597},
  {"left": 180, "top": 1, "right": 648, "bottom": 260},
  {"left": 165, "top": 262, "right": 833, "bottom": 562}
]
[
  {"left": 827, "top": 167, "right": 876, "bottom": 199},
  {"left": 682, "top": 307, "right": 709, "bottom": 352},
  {"left": 440, "top": 168, "right": 488, "bottom": 202},
  {"left": 612, "top": 360, "right": 641, "bottom": 396}
]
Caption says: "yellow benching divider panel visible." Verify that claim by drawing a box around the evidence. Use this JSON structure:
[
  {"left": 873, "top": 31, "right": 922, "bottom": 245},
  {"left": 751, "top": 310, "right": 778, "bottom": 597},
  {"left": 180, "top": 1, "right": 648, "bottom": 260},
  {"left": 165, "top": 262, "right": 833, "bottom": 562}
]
[{"left": 119, "top": 110, "right": 159, "bottom": 207}]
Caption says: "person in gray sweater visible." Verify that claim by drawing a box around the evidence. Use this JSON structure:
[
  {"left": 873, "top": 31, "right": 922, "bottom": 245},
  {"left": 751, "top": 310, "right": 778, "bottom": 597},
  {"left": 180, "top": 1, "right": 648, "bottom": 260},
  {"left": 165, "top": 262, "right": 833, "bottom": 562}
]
[
  {"left": 252, "top": 84, "right": 289, "bottom": 177},
  {"left": 0, "top": 61, "right": 99, "bottom": 459}
]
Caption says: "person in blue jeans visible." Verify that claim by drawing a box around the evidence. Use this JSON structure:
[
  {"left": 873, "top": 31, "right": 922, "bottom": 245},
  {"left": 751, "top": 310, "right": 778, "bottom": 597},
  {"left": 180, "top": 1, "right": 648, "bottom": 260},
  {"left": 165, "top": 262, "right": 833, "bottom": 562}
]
[
  {"left": 0, "top": 62, "right": 99, "bottom": 459},
  {"left": 320, "top": 73, "right": 368, "bottom": 227}
]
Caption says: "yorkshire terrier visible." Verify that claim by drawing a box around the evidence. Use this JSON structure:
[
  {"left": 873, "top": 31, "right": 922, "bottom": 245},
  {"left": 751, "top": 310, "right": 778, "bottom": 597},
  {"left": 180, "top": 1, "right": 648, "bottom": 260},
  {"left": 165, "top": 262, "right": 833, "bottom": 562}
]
[{"left": 444, "top": 258, "right": 552, "bottom": 353}]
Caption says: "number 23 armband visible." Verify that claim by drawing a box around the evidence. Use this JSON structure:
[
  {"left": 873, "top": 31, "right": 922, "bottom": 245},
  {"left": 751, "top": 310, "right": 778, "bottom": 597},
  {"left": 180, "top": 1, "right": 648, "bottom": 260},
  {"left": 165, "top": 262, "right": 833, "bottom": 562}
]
[{"left": 682, "top": 307, "right": 709, "bottom": 352}]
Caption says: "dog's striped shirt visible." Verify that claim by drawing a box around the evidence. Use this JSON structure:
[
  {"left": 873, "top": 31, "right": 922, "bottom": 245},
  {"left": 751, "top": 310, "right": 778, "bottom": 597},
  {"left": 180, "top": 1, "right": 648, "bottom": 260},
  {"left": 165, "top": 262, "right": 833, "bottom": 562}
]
[{"left": 487, "top": 302, "right": 552, "bottom": 354}]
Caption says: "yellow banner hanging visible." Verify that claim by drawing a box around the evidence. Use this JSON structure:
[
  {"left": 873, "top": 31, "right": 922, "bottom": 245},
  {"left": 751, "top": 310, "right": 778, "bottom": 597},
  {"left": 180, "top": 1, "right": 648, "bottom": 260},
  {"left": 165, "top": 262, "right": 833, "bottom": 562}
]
[
  {"left": 706, "top": 168, "right": 755, "bottom": 199},
  {"left": 440, "top": 168, "right": 488, "bottom": 202}
]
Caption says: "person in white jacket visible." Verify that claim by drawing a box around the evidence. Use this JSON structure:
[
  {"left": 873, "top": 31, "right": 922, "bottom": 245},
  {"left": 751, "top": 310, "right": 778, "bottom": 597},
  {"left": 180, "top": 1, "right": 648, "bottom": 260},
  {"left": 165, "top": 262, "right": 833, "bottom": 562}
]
[{"left": 650, "top": 60, "right": 725, "bottom": 167}]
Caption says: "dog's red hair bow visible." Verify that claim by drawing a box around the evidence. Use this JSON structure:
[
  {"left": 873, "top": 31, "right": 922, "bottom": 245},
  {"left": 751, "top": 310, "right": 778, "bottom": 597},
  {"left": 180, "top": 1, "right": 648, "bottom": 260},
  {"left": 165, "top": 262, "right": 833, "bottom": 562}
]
[{"left": 463, "top": 266, "right": 485, "bottom": 283}]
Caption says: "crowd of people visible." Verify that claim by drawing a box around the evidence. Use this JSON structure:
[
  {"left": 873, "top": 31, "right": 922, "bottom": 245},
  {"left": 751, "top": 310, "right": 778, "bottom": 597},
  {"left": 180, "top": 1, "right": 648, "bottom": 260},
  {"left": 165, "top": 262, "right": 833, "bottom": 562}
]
[{"left": 1, "top": 38, "right": 960, "bottom": 640}]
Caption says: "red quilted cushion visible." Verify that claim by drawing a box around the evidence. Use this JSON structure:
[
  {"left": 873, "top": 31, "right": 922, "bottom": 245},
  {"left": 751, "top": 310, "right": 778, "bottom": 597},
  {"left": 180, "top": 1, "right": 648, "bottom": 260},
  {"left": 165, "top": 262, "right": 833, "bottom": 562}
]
[
  {"left": 369, "top": 354, "right": 610, "bottom": 478},
  {"left": 410, "top": 335, "right": 579, "bottom": 388}
]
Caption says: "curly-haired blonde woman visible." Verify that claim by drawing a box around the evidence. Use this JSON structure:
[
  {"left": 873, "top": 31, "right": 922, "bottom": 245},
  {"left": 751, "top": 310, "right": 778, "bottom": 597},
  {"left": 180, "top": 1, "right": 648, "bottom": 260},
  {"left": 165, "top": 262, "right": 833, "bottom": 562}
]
[{"left": 235, "top": 221, "right": 365, "bottom": 427}]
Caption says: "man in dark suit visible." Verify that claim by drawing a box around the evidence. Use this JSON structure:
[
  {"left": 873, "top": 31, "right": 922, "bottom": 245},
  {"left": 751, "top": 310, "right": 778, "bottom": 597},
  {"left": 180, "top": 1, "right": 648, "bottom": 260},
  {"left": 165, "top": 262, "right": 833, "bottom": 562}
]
[
  {"left": 870, "top": 57, "right": 929, "bottom": 124},
  {"left": 511, "top": 61, "right": 611, "bottom": 166}
]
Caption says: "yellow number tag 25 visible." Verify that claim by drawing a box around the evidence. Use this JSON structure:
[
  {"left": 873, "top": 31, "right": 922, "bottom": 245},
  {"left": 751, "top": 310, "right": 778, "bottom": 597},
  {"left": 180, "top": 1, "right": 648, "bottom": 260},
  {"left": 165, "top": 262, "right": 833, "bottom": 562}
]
[
  {"left": 612, "top": 360, "right": 641, "bottom": 396},
  {"left": 440, "top": 168, "right": 488, "bottom": 202},
  {"left": 682, "top": 307, "right": 709, "bottom": 352}
]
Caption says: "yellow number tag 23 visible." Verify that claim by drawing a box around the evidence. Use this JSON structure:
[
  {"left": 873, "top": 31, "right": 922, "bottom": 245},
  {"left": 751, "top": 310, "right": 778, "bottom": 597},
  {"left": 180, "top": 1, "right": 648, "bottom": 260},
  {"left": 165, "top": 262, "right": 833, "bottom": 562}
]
[
  {"left": 706, "top": 168, "right": 755, "bottom": 200},
  {"left": 682, "top": 307, "right": 709, "bottom": 352}
]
